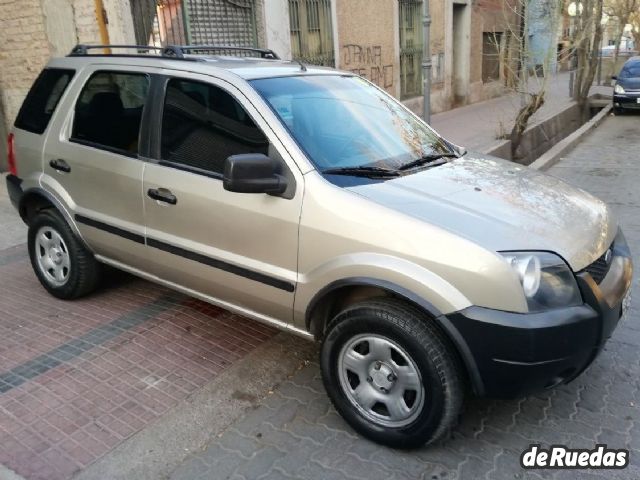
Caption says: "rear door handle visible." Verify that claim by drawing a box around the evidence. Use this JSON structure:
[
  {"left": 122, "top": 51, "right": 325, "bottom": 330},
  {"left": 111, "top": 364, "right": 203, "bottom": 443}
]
[
  {"left": 49, "top": 159, "right": 71, "bottom": 173},
  {"left": 147, "top": 188, "right": 177, "bottom": 205}
]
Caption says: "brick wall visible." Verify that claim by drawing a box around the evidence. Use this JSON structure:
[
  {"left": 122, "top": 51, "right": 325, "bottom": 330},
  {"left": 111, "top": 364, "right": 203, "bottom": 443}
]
[
  {"left": 0, "top": 0, "right": 52, "bottom": 138},
  {"left": 0, "top": 0, "right": 135, "bottom": 142}
]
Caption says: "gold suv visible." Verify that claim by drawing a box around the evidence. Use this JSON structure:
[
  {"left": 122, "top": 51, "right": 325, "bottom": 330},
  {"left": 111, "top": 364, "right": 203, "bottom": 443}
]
[{"left": 6, "top": 45, "right": 633, "bottom": 448}]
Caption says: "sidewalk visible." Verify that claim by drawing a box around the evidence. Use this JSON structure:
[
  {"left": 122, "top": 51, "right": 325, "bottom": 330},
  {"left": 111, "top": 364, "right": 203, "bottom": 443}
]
[{"left": 430, "top": 71, "right": 612, "bottom": 153}]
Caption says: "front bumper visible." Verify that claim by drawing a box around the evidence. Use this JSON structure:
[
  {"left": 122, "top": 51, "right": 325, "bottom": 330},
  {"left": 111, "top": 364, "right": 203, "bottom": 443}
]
[
  {"left": 613, "top": 93, "right": 640, "bottom": 110},
  {"left": 447, "top": 230, "right": 633, "bottom": 398}
]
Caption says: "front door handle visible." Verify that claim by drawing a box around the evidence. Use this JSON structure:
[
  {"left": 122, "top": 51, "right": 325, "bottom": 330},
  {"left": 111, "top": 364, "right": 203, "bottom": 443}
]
[
  {"left": 147, "top": 188, "right": 177, "bottom": 205},
  {"left": 49, "top": 159, "right": 71, "bottom": 173}
]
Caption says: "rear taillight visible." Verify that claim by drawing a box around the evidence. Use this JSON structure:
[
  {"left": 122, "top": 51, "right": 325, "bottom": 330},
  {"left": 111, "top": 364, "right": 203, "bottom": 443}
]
[{"left": 7, "top": 133, "right": 17, "bottom": 176}]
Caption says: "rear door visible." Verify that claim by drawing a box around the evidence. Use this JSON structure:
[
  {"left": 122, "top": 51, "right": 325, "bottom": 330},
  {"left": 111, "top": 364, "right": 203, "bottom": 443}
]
[
  {"left": 141, "top": 73, "right": 304, "bottom": 322},
  {"left": 12, "top": 68, "right": 75, "bottom": 182},
  {"left": 42, "top": 66, "right": 155, "bottom": 267}
]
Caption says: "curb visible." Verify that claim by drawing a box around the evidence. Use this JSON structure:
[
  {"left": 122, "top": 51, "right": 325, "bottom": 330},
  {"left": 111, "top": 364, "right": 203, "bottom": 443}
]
[
  {"left": 529, "top": 103, "right": 613, "bottom": 171},
  {"left": 0, "top": 465, "right": 26, "bottom": 480}
]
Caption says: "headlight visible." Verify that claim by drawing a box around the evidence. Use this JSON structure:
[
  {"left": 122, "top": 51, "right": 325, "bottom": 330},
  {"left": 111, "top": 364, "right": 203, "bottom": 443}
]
[
  {"left": 614, "top": 84, "right": 625, "bottom": 94},
  {"left": 500, "top": 252, "right": 582, "bottom": 312}
]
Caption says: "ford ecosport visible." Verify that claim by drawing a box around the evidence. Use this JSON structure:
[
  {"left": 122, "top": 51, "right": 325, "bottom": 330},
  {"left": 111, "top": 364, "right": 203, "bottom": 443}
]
[{"left": 6, "top": 45, "right": 633, "bottom": 448}]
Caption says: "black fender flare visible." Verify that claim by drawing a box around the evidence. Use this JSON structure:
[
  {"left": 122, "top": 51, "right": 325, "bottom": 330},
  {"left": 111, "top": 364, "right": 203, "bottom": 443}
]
[
  {"left": 306, "top": 277, "right": 485, "bottom": 395},
  {"left": 19, "top": 187, "right": 93, "bottom": 252}
]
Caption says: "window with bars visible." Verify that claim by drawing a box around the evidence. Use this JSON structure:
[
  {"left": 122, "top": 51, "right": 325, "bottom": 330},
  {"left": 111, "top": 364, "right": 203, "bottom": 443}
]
[
  {"left": 130, "top": 0, "right": 258, "bottom": 49},
  {"left": 306, "top": 0, "right": 320, "bottom": 31},
  {"left": 432, "top": 52, "right": 444, "bottom": 84},
  {"left": 399, "top": 0, "right": 424, "bottom": 99},
  {"left": 482, "top": 32, "right": 502, "bottom": 83},
  {"left": 289, "top": 0, "right": 335, "bottom": 66}
]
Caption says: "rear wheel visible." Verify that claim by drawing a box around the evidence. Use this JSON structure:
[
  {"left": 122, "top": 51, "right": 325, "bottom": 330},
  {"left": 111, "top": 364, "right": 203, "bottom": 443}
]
[
  {"left": 28, "top": 209, "right": 101, "bottom": 299},
  {"left": 320, "top": 298, "right": 464, "bottom": 449}
]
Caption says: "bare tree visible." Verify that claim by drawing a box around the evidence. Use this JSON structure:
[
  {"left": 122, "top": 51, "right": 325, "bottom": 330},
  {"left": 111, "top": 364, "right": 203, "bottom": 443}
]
[
  {"left": 629, "top": 10, "right": 640, "bottom": 47},
  {"left": 498, "top": 0, "right": 563, "bottom": 160},
  {"left": 605, "top": 0, "right": 639, "bottom": 59},
  {"left": 571, "top": 0, "right": 605, "bottom": 119}
]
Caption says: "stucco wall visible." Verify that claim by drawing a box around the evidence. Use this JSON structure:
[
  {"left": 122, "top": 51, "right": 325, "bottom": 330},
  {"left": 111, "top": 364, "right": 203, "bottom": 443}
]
[
  {"left": 71, "top": 0, "right": 135, "bottom": 46},
  {"left": 263, "top": 0, "right": 292, "bottom": 59},
  {"left": 335, "top": 0, "right": 399, "bottom": 96},
  {"left": 467, "top": 0, "right": 513, "bottom": 104},
  {"left": 527, "top": 0, "right": 560, "bottom": 73},
  {"left": 103, "top": 0, "right": 137, "bottom": 45},
  {"left": 42, "top": 0, "right": 78, "bottom": 56}
]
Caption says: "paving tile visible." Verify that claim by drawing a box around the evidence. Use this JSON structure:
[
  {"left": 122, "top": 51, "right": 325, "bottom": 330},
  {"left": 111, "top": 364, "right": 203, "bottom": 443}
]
[{"left": 0, "top": 247, "right": 277, "bottom": 479}]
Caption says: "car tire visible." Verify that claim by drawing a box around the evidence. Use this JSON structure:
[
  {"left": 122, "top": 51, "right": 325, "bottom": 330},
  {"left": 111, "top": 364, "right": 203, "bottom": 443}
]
[
  {"left": 320, "top": 297, "right": 464, "bottom": 449},
  {"left": 613, "top": 107, "right": 624, "bottom": 115},
  {"left": 28, "top": 209, "right": 101, "bottom": 299}
]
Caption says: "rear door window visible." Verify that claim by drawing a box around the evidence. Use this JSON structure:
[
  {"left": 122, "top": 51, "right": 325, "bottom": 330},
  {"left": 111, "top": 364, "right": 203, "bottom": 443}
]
[
  {"left": 71, "top": 71, "right": 149, "bottom": 156},
  {"left": 14, "top": 68, "right": 75, "bottom": 134}
]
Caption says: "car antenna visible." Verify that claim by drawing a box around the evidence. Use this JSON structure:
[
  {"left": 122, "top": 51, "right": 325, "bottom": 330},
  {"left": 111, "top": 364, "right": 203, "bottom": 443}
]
[{"left": 291, "top": 59, "right": 307, "bottom": 72}]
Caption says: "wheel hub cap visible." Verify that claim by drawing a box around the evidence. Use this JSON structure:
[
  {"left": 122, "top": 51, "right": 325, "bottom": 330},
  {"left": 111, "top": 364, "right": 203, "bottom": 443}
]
[
  {"left": 34, "top": 226, "right": 71, "bottom": 287},
  {"left": 51, "top": 247, "right": 63, "bottom": 265},
  {"left": 338, "top": 334, "right": 425, "bottom": 428},
  {"left": 369, "top": 362, "right": 396, "bottom": 392}
]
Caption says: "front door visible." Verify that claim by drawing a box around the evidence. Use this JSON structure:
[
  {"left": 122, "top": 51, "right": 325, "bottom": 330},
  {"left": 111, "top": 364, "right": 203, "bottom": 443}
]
[{"left": 142, "top": 73, "right": 303, "bottom": 322}]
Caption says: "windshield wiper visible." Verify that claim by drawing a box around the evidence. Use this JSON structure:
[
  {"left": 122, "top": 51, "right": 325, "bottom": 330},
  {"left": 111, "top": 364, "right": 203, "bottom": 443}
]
[
  {"left": 397, "top": 153, "right": 459, "bottom": 171},
  {"left": 321, "top": 166, "right": 400, "bottom": 177}
]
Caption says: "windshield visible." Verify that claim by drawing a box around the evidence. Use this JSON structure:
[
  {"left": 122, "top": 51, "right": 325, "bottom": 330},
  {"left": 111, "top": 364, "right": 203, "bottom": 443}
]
[{"left": 251, "top": 75, "right": 453, "bottom": 171}]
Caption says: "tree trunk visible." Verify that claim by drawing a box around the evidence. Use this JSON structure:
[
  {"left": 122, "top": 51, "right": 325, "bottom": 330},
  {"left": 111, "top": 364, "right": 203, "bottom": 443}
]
[
  {"left": 573, "top": 0, "right": 604, "bottom": 121},
  {"left": 510, "top": 93, "right": 545, "bottom": 160}
]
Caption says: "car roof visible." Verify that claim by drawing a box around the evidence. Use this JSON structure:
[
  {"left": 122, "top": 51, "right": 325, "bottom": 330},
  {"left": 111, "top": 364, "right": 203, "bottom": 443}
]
[{"left": 47, "top": 53, "right": 344, "bottom": 81}]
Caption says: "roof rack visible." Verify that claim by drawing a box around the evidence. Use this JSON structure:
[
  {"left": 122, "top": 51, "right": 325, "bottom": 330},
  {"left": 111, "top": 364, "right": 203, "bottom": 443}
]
[
  {"left": 69, "top": 44, "right": 168, "bottom": 55},
  {"left": 166, "top": 45, "right": 280, "bottom": 59},
  {"left": 68, "top": 44, "right": 280, "bottom": 60}
]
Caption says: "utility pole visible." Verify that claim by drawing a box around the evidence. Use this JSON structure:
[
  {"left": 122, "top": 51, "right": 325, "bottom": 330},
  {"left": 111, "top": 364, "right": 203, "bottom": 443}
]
[
  {"left": 422, "top": 0, "right": 432, "bottom": 123},
  {"left": 94, "top": 0, "right": 111, "bottom": 53}
]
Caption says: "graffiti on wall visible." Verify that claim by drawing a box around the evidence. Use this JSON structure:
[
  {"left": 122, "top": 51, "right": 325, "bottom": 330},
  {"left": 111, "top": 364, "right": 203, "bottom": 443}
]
[{"left": 342, "top": 44, "right": 394, "bottom": 89}]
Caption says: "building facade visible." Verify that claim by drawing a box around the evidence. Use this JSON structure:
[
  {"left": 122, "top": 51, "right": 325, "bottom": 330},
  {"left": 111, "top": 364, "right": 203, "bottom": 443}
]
[
  {"left": 264, "top": 0, "right": 519, "bottom": 114},
  {"left": 0, "top": 0, "right": 136, "bottom": 167},
  {"left": 0, "top": 0, "right": 520, "bottom": 168},
  {"left": 527, "top": 0, "right": 563, "bottom": 74}
]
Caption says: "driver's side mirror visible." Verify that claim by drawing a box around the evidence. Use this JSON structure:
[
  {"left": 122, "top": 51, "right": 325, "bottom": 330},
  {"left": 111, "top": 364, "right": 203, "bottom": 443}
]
[
  {"left": 223, "top": 154, "right": 288, "bottom": 195},
  {"left": 611, "top": 75, "right": 618, "bottom": 80}
]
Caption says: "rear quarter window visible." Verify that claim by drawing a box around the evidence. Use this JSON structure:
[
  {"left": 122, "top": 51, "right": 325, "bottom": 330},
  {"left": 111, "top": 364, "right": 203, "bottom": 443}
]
[{"left": 14, "top": 68, "right": 75, "bottom": 134}]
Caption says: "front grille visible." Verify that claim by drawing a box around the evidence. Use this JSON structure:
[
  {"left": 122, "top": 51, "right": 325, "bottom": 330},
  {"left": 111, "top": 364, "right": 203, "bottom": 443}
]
[{"left": 582, "top": 243, "right": 614, "bottom": 284}]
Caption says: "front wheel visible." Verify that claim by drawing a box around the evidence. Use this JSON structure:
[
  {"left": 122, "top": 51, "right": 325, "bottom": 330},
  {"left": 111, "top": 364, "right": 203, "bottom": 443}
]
[{"left": 320, "top": 298, "right": 464, "bottom": 449}]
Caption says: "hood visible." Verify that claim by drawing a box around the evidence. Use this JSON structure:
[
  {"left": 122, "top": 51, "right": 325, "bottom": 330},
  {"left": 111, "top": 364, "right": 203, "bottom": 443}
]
[
  {"left": 347, "top": 153, "right": 617, "bottom": 271},
  {"left": 618, "top": 76, "right": 640, "bottom": 91}
]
